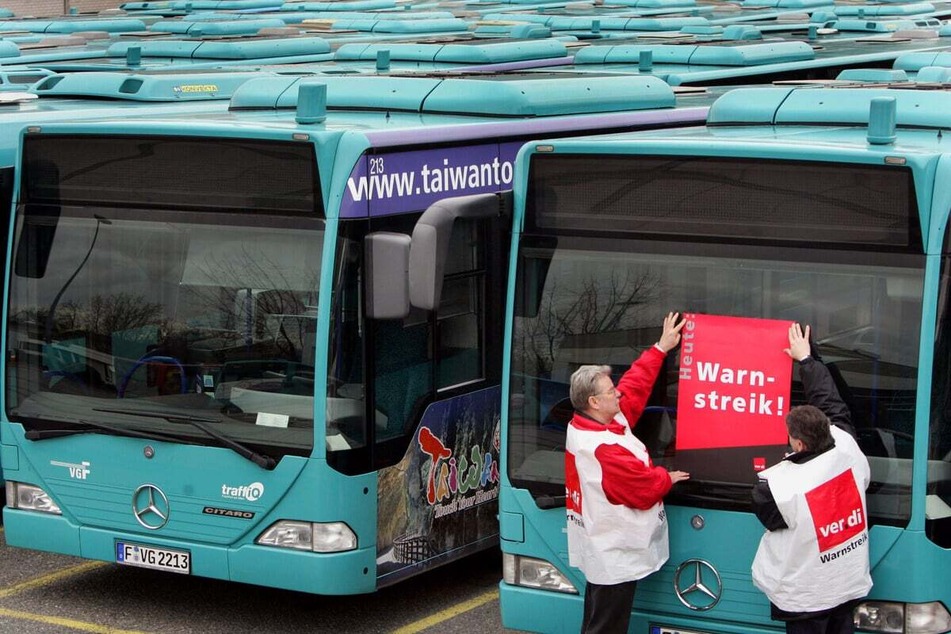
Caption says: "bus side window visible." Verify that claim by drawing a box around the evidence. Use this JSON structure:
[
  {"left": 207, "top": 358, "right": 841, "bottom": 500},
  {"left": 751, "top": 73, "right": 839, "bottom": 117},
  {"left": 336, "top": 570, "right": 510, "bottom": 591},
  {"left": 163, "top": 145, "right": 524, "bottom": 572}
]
[
  {"left": 373, "top": 313, "right": 433, "bottom": 443},
  {"left": 371, "top": 218, "right": 493, "bottom": 468},
  {"left": 436, "top": 219, "right": 484, "bottom": 389}
]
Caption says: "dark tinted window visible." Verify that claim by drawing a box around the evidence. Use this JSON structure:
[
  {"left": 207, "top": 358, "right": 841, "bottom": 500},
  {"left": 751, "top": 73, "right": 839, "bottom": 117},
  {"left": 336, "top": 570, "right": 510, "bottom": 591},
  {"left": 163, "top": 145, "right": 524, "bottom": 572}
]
[
  {"left": 21, "top": 135, "right": 320, "bottom": 214},
  {"left": 527, "top": 154, "right": 920, "bottom": 250}
]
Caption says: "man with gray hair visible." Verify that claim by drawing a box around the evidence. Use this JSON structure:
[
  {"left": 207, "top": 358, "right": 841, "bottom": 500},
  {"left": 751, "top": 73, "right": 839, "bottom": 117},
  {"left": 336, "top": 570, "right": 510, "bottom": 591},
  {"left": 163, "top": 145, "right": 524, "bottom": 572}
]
[{"left": 565, "top": 312, "right": 690, "bottom": 634}]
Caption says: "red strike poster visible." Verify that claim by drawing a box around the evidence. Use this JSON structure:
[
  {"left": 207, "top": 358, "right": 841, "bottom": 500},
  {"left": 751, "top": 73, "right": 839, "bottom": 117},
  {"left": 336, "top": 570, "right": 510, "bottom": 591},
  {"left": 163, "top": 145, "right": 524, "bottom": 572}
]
[{"left": 675, "top": 314, "right": 793, "bottom": 451}]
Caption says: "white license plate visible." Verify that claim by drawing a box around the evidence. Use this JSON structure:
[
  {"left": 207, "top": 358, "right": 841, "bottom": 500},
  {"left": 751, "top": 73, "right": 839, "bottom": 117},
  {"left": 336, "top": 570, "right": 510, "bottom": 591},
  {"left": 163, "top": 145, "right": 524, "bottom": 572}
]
[
  {"left": 650, "top": 627, "right": 713, "bottom": 634},
  {"left": 116, "top": 541, "right": 190, "bottom": 574}
]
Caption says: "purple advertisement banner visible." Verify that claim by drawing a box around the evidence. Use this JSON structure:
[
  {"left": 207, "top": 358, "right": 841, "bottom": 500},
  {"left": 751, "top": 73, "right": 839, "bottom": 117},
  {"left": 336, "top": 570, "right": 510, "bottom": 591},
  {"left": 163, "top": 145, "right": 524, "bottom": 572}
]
[{"left": 341, "top": 142, "right": 522, "bottom": 218}]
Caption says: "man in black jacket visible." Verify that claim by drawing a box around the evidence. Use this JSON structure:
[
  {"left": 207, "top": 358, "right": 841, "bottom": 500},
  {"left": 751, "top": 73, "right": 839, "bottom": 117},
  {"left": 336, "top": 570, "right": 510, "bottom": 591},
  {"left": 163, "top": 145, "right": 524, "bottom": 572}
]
[{"left": 751, "top": 323, "right": 872, "bottom": 634}]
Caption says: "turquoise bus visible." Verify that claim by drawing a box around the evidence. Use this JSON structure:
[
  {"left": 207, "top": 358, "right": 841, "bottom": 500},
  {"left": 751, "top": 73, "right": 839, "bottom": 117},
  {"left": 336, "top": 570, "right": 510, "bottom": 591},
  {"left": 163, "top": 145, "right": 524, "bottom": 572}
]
[
  {"left": 0, "top": 73, "right": 712, "bottom": 594},
  {"left": 495, "top": 84, "right": 951, "bottom": 632}
]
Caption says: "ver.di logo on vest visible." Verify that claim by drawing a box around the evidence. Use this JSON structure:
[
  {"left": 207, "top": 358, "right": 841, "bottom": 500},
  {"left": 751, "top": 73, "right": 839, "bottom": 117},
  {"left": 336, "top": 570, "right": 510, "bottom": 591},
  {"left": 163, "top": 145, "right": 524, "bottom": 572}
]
[{"left": 805, "top": 470, "right": 866, "bottom": 553}]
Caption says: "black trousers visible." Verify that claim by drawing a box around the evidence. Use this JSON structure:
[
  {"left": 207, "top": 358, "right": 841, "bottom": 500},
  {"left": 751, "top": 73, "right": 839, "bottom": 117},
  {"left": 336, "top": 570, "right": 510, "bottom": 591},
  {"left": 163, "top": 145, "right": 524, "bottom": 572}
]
[
  {"left": 581, "top": 580, "right": 637, "bottom": 634},
  {"left": 784, "top": 603, "right": 855, "bottom": 634}
]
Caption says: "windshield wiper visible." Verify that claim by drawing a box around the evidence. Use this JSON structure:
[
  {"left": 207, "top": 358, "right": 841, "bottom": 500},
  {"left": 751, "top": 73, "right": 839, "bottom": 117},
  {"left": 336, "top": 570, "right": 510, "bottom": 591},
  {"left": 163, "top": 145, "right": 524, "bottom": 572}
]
[
  {"left": 25, "top": 419, "right": 200, "bottom": 445},
  {"left": 94, "top": 408, "right": 277, "bottom": 470}
]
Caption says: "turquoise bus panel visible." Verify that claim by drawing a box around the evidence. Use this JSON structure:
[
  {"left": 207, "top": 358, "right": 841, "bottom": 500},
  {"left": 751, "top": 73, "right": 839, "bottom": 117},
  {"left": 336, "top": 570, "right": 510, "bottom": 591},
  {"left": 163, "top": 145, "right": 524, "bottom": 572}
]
[
  {"left": 421, "top": 75, "right": 676, "bottom": 116},
  {"left": 2, "top": 430, "right": 310, "bottom": 544},
  {"left": 474, "top": 24, "right": 553, "bottom": 38},
  {"left": 681, "top": 24, "right": 725, "bottom": 35},
  {"left": 168, "top": 0, "right": 281, "bottom": 8},
  {"left": 0, "top": 69, "right": 52, "bottom": 89},
  {"left": 704, "top": 85, "right": 797, "bottom": 124},
  {"left": 500, "top": 584, "right": 585, "bottom": 634},
  {"left": 334, "top": 43, "right": 438, "bottom": 62},
  {"left": 4, "top": 509, "right": 82, "bottom": 556},
  {"left": 334, "top": 39, "right": 568, "bottom": 63},
  {"left": 0, "top": 19, "right": 147, "bottom": 34},
  {"left": 31, "top": 71, "right": 270, "bottom": 101},
  {"left": 720, "top": 24, "right": 765, "bottom": 39},
  {"left": 834, "top": 3, "right": 936, "bottom": 16},
  {"left": 544, "top": 16, "right": 709, "bottom": 31},
  {"left": 833, "top": 18, "right": 935, "bottom": 32},
  {"left": 575, "top": 41, "right": 815, "bottom": 66},
  {"left": 836, "top": 67, "right": 910, "bottom": 81},
  {"left": 107, "top": 40, "right": 203, "bottom": 58},
  {"left": 229, "top": 74, "right": 677, "bottom": 115},
  {"left": 119, "top": 1, "right": 180, "bottom": 10},
  {"left": 0, "top": 41, "right": 20, "bottom": 59},
  {"left": 228, "top": 75, "right": 444, "bottom": 110},
  {"left": 894, "top": 50, "right": 951, "bottom": 71},
  {"left": 229, "top": 543, "right": 378, "bottom": 594},
  {"left": 297, "top": 10, "right": 456, "bottom": 20},
  {"left": 3, "top": 513, "right": 377, "bottom": 594},
  {"left": 107, "top": 36, "right": 331, "bottom": 60},
  {"left": 282, "top": 0, "right": 400, "bottom": 9},
  {"left": 742, "top": 0, "right": 833, "bottom": 7},
  {"left": 311, "top": 18, "right": 470, "bottom": 33},
  {"left": 613, "top": 0, "right": 697, "bottom": 7},
  {"left": 151, "top": 18, "right": 287, "bottom": 35},
  {"left": 482, "top": 13, "right": 554, "bottom": 25},
  {"left": 708, "top": 86, "right": 951, "bottom": 128},
  {"left": 192, "top": 36, "right": 332, "bottom": 59},
  {"left": 916, "top": 65, "right": 951, "bottom": 81}
]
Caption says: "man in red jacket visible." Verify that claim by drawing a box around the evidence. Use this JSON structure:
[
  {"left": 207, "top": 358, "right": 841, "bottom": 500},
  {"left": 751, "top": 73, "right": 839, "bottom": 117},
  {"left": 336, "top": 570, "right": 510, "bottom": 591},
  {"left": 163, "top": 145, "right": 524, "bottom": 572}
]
[{"left": 566, "top": 312, "right": 690, "bottom": 634}]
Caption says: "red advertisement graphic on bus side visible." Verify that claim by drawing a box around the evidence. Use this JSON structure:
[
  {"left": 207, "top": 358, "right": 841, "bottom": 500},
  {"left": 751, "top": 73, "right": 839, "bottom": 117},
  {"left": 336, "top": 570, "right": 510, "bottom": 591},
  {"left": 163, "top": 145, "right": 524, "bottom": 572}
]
[
  {"left": 805, "top": 470, "right": 866, "bottom": 552},
  {"left": 675, "top": 314, "right": 792, "bottom": 450}
]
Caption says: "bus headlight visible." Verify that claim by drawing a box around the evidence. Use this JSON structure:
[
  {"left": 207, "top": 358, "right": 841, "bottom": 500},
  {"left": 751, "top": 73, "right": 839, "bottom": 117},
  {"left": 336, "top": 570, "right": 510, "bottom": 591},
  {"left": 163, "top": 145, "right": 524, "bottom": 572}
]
[
  {"left": 503, "top": 553, "right": 577, "bottom": 594},
  {"left": 5, "top": 482, "right": 61, "bottom": 515},
  {"left": 854, "top": 601, "right": 951, "bottom": 633},
  {"left": 256, "top": 521, "right": 357, "bottom": 553}
]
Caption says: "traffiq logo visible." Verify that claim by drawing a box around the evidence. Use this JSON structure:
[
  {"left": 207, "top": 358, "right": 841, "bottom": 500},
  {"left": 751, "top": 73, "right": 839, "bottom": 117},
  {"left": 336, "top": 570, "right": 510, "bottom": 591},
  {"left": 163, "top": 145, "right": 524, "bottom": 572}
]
[{"left": 221, "top": 482, "right": 264, "bottom": 502}]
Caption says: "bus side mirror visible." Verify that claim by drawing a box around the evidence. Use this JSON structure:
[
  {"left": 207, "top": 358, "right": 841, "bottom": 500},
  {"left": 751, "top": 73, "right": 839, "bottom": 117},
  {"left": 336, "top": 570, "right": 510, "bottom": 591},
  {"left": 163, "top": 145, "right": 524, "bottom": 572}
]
[
  {"left": 409, "top": 191, "right": 510, "bottom": 311},
  {"left": 365, "top": 232, "right": 411, "bottom": 320}
]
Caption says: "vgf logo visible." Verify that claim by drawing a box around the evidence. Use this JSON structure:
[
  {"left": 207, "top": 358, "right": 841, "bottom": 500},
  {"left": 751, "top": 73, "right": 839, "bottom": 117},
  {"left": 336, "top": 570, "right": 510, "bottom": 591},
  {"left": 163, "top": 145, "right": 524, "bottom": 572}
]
[{"left": 50, "top": 460, "right": 91, "bottom": 480}]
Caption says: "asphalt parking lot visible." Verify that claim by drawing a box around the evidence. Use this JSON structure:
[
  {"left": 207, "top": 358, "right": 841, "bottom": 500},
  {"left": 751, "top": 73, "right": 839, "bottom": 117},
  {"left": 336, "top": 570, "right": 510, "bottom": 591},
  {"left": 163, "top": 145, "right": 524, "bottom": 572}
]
[{"left": 0, "top": 527, "right": 512, "bottom": 633}]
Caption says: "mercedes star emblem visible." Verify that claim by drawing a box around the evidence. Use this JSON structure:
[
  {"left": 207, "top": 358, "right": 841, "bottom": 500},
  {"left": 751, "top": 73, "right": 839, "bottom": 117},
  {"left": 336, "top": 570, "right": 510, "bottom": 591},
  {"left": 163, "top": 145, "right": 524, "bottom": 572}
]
[
  {"left": 132, "top": 484, "right": 170, "bottom": 530},
  {"left": 673, "top": 558, "right": 722, "bottom": 611}
]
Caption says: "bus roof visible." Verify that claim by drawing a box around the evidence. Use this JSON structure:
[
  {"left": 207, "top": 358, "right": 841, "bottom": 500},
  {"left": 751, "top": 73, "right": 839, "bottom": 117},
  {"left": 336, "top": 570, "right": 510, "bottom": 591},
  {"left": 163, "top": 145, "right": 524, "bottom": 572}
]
[
  {"left": 30, "top": 69, "right": 279, "bottom": 101},
  {"left": 523, "top": 29, "right": 951, "bottom": 84},
  {"left": 706, "top": 83, "right": 951, "bottom": 129},
  {"left": 104, "top": 36, "right": 332, "bottom": 60},
  {"left": 25, "top": 72, "right": 716, "bottom": 151},
  {"left": 332, "top": 39, "right": 569, "bottom": 64},
  {"left": 0, "top": 18, "right": 148, "bottom": 34},
  {"left": 526, "top": 83, "right": 951, "bottom": 158},
  {"left": 227, "top": 72, "right": 682, "bottom": 115}
]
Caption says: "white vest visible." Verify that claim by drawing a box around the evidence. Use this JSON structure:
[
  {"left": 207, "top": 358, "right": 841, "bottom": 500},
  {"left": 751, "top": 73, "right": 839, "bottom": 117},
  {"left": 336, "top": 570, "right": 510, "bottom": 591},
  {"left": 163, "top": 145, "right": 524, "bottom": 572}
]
[
  {"left": 752, "top": 426, "right": 872, "bottom": 612},
  {"left": 566, "top": 413, "right": 669, "bottom": 585}
]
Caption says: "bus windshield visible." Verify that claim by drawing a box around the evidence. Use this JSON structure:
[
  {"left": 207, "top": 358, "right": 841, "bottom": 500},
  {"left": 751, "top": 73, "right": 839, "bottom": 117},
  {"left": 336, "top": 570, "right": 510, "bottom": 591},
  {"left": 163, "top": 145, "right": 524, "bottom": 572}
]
[
  {"left": 6, "top": 136, "right": 323, "bottom": 462},
  {"left": 509, "top": 154, "right": 924, "bottom": 523}
]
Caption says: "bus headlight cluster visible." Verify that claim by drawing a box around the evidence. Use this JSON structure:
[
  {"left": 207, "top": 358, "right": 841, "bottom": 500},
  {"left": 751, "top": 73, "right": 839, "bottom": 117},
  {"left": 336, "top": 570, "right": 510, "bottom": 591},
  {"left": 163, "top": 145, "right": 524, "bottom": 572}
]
[
  {"left": 256, "top": 520, "right": 357, "bottom": 553},
  {"left": 854, "top": 601, "right": 951, "bottom": 633},
  {"left": 5, "top": 482, "right": 61, "bottom": 515},
  {"left": 503, "top": 553, "right": 577, "bottom": 594}
]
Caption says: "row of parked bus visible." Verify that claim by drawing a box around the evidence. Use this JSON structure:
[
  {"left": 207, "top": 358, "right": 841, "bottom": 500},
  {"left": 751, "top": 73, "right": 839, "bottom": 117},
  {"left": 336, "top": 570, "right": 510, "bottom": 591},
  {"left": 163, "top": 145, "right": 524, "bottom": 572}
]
[{"left": 1, "top": 0, "right": 951, "bottom": 632}]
